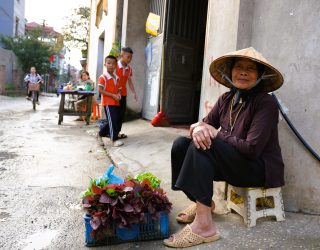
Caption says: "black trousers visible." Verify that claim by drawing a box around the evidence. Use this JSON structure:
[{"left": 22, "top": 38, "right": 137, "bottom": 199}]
[
  {"left": 119, "top": 96, "right": 127, "bottom": 132},
  {"left": 99, "top": 106, "right": 121, "bottom": 141},
  {"left": 171, "top": 137, "right": 265, "bottom": 207}
]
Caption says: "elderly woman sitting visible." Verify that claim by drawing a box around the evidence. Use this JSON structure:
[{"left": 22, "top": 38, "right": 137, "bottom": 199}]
[{"left": 164, "top": 47, "right": 285, "bottom": 248}]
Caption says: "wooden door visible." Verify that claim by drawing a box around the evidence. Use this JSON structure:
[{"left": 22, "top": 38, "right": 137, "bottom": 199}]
[{"left": 162, "top": 0, "right": 208, "bottom": 123}]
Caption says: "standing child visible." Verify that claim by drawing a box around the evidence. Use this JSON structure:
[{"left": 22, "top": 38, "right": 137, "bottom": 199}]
[
  {"left": 116, "top": 47, "right": 138, "bottom": 139},
  {"left": 97, "top": 55, "right": 123, "bottom": 147}
]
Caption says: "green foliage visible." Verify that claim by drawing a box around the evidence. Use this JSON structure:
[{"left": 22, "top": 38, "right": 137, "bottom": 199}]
[
  {"left": 135, "top": 172, "right": 161, "bottom": 188},
  {"left": 81, "top": 177, "right": 110, "bottom": 198},
  {"left": 4, "top": 83, "right": 15, "bottom": 91},
  {"left": 62, "top": 6, "right": 90, "bottom": 51},
  {"left": 0, "top": 33, "right": 53, "bottom": 74}
]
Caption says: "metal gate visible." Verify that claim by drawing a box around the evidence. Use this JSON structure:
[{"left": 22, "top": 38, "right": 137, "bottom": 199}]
[{"left": 162, "top": 0, "right": 208, "bottom": 123}]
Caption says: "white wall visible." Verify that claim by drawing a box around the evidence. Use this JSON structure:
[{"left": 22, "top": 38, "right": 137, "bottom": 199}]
[
  {"left": 200, "top": 0, "right": 320, "bottom": 213},
  {"left": 198, "top": 0, "right": 241, "bottom": 213},
  {"left": 88, "top": 0, "right": 148, "bottom": 114},
  {"left": 122, "top": 0, "right": 149, "bottom": 113},
  {"left": 14, "top": 0, "right": 25, "bottom": 36},
  {"left": 87, "top": 0, "right": 118, "bottom": 86},
  {"left": 199, "top": 0, "right": 240, "bottom": 119},
  {"left": 249, "top": 0, "right": 320, "bottom": 214}
]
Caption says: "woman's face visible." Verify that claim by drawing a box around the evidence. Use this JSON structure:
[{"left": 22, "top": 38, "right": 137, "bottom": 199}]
[
  {"left": 231, "top": 58, "right": 258, "bottom": 90},
  {"left": 81, "top": 73, "right": 89, "bottom": 81}
]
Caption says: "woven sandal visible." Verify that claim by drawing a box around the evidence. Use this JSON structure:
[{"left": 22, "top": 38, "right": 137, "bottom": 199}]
[
  {"left": 176, "top": 202, "right": 215, "bottom": 223},
  {"left": 163, "top": 224, "right": 220, "bottom": 248}
]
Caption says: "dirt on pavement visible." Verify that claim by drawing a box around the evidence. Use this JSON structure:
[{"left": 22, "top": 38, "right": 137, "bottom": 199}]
[{"left": 0, "top": 95, "right": 111, "bottom": 250}]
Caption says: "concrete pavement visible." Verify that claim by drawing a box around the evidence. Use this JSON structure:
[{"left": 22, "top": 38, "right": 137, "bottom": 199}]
[
  {"left": 101, "top": 119, "right": 320, "bottom": 250},
  {"left": 1, "top": 94, "right": 319, "bottom": 249},
  {"left": 0, "top": 95, "right": 111, "bottom": 250}
]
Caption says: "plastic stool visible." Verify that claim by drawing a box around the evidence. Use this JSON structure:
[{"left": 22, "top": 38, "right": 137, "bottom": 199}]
[
  {"left": 92, "top": 103, "right": 101, "bottom": 120},
  {"left": 227, "top": 185, "right": 285, "bottom": 227}
]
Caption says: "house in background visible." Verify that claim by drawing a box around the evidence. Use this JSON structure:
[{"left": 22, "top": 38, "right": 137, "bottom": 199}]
[
  {"left": 0, "top": 0, "right": 26, "bottom": 93},
  {"left": 87, "top": 0, "right": 147, "bottom": 113},
  {"left": 87, "top": 0, "right": 320, "bottom": 214},
  {"left": 0, "top": 0, "right": 26, "bottom": 37},
  {"left": 25, "top": 22, "right": 66, "bottom": 92}
]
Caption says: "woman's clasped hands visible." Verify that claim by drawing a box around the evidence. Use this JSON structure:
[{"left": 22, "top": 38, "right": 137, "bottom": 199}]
[{"left": 190, "top": 122, "right": 218, "bottom": 150}]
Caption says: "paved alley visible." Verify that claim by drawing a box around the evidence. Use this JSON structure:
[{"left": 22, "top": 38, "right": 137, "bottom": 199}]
[
  {"left": 0, "top": 95, "right": 320, "bottom": 250},
  {"left": 0, "top": 95, "right": 110, "bottom": 249}
]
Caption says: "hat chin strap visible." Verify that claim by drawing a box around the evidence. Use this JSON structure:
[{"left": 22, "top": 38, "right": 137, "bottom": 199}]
[{"left": 218, "top": 69, "right": 277, "bottom": 90}]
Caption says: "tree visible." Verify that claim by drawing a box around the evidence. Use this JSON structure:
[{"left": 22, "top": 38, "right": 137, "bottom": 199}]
[
  {"left": 62, "top": 6, "right": 90, "bottom": 54},
  {"left": 0, "top": 31, "right": 54, "bottom": 74}
]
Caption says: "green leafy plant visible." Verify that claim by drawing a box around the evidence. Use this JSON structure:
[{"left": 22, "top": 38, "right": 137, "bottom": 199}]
[
  {"left": 82, "top": 173, "right": 172, "bottom": 240},
  {"left": 4, "top": 83, "right": 15, "bottom": 91},
  {"left": 135, "top": 172, "right": 161, "bottom": 188},
  {"left": 81, "top": 177, "right": 109, "bottom": 198},
  {"left": 0, "top": 34, "right": 53, "bottom": 74}
]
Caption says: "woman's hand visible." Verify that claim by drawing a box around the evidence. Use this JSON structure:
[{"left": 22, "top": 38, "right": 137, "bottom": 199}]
[{"left": 191, "top": 122, "right": 218, "bottom": 150}]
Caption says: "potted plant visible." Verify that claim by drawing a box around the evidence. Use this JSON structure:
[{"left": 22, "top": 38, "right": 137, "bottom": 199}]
[{"left": 82, "top": 171, "right": 172, "bottom": 245}]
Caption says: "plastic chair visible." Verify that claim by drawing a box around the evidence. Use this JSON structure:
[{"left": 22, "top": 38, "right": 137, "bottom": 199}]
[{"left": 227, "top": 185, "right": 285, "bottom": 227}]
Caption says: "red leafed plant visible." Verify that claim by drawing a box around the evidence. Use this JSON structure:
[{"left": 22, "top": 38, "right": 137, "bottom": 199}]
[{"left": 82, "top": 177, "right": 172, "bottom": 239}]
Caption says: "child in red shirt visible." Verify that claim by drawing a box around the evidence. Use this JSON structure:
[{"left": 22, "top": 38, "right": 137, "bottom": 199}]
[
  {"left": 116, "top": 47, "right": 137, "bottom": 138},
  {"left": 97, "top": 55, "right": 123, "bottom": 147}
]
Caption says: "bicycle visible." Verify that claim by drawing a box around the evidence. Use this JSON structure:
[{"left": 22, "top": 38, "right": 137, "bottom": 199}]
[{"left": 28, "top": 82, "right": 41, "bottom": 110}]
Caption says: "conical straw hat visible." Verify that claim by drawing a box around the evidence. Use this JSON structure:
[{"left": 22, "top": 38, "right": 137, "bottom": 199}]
[{"left": 209, "top": 47, "right": 284, "bottom": 92}]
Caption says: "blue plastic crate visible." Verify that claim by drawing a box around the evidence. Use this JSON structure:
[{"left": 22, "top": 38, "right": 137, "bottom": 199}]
[
  {"left": 116, "top": 224, "right": 140, "bottom": 240},
  {"left": 84, "top": 211, "right": 170, "bottom": 246}
]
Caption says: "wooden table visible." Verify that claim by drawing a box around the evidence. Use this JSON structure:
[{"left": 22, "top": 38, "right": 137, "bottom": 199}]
[{"left": 57, "top": 90, "right": 96, "bottom": 125}]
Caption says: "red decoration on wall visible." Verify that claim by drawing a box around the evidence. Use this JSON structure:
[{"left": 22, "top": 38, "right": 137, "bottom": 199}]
[{"left": 48, "top": 54, "right": 54, "bottom": 62}]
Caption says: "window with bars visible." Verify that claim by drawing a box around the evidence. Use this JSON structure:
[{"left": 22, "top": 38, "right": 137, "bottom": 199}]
[{"left": 15, "top": 17, "right": 19, "bottom": 36}]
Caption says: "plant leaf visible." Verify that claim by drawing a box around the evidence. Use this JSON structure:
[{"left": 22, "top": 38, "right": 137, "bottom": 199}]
[
  {"left": 90, "top": 216, "right": 101, "bottom": 230},
  {"left": 124, "top": 204, "right": 134, "bottom": 213},
  {"left": 91, "top": 184, "right": 103, "bottom": 195},
  {"left": 123, "top": 186, "right": 133, "bottom": 192},
  {"left": 99, "top": 193, "right": 113, "bottom": 204}
]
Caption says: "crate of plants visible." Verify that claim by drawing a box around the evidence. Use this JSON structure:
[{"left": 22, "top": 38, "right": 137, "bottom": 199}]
[{"left": 81, "top": 166, "right": 172, "bottom": 246}]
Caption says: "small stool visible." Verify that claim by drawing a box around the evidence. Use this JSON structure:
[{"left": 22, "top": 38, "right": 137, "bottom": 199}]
[
  {"left": 92, "top": 103, "right": 101, "bottom": 120},
  {"left": 227, "top": 185, "right": 285, "bottom": 227}
]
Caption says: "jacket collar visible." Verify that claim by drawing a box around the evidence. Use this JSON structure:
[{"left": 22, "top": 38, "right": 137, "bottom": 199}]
[
  {"left": 117, "top": 60, "right": 129, "bottom": 70},
  {"left": 105, "top": 71, "right": 119, "bottom": 81}
]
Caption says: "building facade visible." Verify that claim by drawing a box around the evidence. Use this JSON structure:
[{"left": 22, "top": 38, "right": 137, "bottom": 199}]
[
  {"left": 88, "top": 0, "right": 148, "bottom": 112},
  {"left": 25, "top": 22, "right": 65, "bottom": 92},
  {"left": 0, "top": 0, "right": 26, "bottom": 37},
  {"left": 88, "top": 0, "right": 320, "bottom": 213},
  {"left": 0, "top": 0, "right": 25, "bottom": 93}
]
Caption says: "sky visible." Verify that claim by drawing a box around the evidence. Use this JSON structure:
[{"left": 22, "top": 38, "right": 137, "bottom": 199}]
[{"left": 25, "top": 0, "right": 90, "bottom": 69}]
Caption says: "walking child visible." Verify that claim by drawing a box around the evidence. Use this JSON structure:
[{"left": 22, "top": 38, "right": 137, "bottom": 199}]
[
  {"left": 97, "top": 55, "right": 124, "bottom": 147},
  {"left": 116, "top": 47, "right": 138, "bottom": 138}
]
